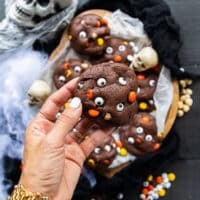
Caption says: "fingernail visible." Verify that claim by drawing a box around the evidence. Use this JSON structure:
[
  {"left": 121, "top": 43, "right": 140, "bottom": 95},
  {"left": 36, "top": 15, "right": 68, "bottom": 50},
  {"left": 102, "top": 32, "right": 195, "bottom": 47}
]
[{"left": 69, "top": 97, "right": 81, "bottom": 109}]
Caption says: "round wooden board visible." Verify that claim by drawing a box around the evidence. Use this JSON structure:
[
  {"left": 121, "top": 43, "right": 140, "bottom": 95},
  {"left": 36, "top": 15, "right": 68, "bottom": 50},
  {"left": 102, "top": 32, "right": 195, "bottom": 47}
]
[{"left": 49, "top": 9, "right": 179, "bottom": 177}]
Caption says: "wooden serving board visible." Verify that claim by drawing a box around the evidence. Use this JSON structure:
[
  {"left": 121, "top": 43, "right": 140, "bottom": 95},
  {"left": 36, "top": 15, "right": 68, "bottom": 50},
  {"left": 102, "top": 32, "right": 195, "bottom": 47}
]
[{"left": 49, "top": 9, "right": 179, "bottom": 178}]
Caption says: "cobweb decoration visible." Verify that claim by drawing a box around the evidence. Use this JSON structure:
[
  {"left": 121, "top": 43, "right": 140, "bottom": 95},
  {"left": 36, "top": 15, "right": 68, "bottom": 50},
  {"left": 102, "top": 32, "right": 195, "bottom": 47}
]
[{"left": 0, "top": 48, "right": 48, "bottom": 199}]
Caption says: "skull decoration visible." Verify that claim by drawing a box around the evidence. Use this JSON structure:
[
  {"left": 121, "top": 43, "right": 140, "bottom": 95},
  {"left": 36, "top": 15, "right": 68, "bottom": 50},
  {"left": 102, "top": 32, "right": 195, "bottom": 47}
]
[
  {"left": 8, "top": 0, "right": 72, "bottom": 27},
  {"left": 130, "top": 47, "right": 159, "bottom": 72},
  {"left": 27, "top": 80, "right": 51, "bottom": 105}
]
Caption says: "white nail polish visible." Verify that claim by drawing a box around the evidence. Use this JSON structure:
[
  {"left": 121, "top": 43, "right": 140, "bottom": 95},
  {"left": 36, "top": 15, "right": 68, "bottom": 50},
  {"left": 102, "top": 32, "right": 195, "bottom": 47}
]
[{"left": 69, "top": 97, "right": 81, "bottom": 108}]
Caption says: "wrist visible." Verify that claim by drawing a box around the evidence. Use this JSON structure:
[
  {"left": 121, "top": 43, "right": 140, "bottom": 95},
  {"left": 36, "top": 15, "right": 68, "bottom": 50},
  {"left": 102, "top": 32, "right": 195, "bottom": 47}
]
[
  {"left": 19, "top": 171, "right": 50, "bottom": 197},
  {"left": 7, "top": 184, "right": 49, "bottom": 200}
]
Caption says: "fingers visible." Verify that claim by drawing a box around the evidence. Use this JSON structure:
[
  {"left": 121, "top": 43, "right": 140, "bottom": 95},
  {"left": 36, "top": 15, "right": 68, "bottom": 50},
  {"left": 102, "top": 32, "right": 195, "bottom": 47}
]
[
  {"left": 47, "top": 97, "right": 82, "bottom": 146},
  {"left": 37, "top": 78, "right": 79, "bottom": 122}
]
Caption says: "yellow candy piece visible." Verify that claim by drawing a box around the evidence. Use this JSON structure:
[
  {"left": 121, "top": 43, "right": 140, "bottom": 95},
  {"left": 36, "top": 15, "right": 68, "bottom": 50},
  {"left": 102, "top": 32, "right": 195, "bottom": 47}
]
[
  {"left": 87, "top": 159, "right": 95, "bottom": 167},
  {"left": 123, "top": 41, "right": 128, "bottom": 45},
  {"left": 139, "top": 102, "right": 148, "bottom": 110},
  {"left": 97, "top": 38, "right": 104, "bottom": 46},
  {"left": 66, "top": 70, "right": 72, "bottom": 78},
  {"left": 147, "top": 175, "right": 153, "bottom": 182},
  {"left": 64, "top": 102, "right": 70, "bottom": 108},
  {"left": 84, "top": 136, "right": 89, "bottom": 140},
  {"left": 157, "top": 132, "right": 163, "bottom": 138},
  {"left": 120, "top": 148, "right": 128, "bottom": 156},
  {"left": 68, "top": 35, "right": 73, "bottom": 40},
  {"left": 158, "top": 189, "right": 166, "bottom": 197},
  {"left": 168, "top": 173, "right": 176, "bottom": 182}
]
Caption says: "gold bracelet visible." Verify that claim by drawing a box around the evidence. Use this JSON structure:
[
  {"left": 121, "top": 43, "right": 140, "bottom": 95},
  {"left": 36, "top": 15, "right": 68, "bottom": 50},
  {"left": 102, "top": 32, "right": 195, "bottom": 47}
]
[{"left": 7, "top": 184, "right": 49, "bottom": 200}]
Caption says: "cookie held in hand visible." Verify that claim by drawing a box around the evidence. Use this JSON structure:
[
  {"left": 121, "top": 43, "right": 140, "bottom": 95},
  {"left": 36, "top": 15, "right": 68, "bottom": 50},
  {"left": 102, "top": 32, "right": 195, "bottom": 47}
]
[{"left": 74, "top": 62, "right": 138, "bottom": 127}]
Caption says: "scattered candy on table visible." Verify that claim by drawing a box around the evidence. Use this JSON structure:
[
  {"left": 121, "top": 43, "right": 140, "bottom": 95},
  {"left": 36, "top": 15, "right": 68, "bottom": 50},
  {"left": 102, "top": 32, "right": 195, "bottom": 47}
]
[{"left": 139, "top": 172, "right": 176, "bottom": 200}]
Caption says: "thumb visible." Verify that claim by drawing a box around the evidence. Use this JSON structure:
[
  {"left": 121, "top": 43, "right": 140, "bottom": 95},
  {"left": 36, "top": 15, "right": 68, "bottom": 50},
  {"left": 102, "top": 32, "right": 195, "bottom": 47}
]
[{"left": 47, "top": 97, "right": 82, "bottom": 146}]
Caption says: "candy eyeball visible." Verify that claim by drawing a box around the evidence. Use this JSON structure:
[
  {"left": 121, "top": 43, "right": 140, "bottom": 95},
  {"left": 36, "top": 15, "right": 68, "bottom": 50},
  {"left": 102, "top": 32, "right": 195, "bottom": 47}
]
[
  {"left": 58, "top": 75, "right": 66, "bottom": 82},
  {"left": 118, "top": 77, "right": 127, "bottom": 86},
  {"left": 106, "top": 46, "right": 113, "bottom": 54},
  {"left": 79, "top": 31, "right": 87, "bottom": 38},
  {"left": 74, "top": 66, "right": 82, "bottom": 73},
  {"left": 118, "top": 45, "right": 126, "bottom": 52},
  {"left": 127, "top": 55, "right": 134, "bottom": 62},
  {"left": 78, "top": 82, "right": 84, "bottom": 89},
  {"left": 149, "top": 80, "right": 156, "bottom": 87},
  {"left": 104, "top": 145, "right": 112, "bottom": 152},
  {"left": 94, "top": 97, "right": 105, "bottom": 106},
  {"left": 136, "top": 127, "right": 144, "bottom": 134},
  {"left": 97, "top": 78, "right": 107, "bottom": 87},
  {"left": 128, "top": 137, "right": 135, "bottom": 144},
  {"left": 143, "top": 181, "right": 149, "bottom": 187},
  {"left": 116, "top": 103, "right": 125, "bottom": 112},
  {"left": 94, "top": 147, "right": 101, "bottom": 154},
  {"left": 145, "top": 134, "right": 153, "bottom": 141}
]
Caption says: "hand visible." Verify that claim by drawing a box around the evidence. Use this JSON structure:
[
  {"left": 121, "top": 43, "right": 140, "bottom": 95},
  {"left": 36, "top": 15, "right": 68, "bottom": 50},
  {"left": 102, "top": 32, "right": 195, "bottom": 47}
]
[{"left": 19, "top": 78, "right": 108, "bottom": 200}]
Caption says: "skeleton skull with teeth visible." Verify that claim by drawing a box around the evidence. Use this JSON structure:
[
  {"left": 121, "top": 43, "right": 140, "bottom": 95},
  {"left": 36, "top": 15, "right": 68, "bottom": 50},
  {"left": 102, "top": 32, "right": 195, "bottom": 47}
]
[
  {"left": 27, "top": 80, "right": 51, "bottom": 106},
  {"left": 130, "top": 47, "right": 159, "bottom": 72},
  {"left": 8, "top": 0, "right": 72, "bottom": 27}
]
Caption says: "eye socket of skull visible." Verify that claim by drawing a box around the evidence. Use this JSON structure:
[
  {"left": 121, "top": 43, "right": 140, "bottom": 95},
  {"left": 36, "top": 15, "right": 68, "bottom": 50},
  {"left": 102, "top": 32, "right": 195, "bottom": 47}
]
[
  {"left": 137, "top": 56, "right": 142, "bottom": 62},
  {"left": 37, "top": 0, "right": 50, "bottom": 7},
  {"left": 25, "top": 0, "right": 33, "bottom": 4}
]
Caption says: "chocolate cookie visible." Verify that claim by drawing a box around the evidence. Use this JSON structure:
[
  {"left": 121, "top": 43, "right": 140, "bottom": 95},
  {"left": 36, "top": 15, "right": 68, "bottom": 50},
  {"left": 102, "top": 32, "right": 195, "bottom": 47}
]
[
  {"left": 53, "top": 59, "right": 90, "bottom": 89},
  {"left": 74, "top": 62, "right": 138, "bottom": 127},
  {"left": 119, "top": 113, "right": 161, "bottom": 155},
  {"left": 68, "top": 13, "right": 110, "bottom": 55},
  {"left": 87, "top": 134, "right": 117, "bottom": 168},
  {"left": 95, "top": 37, "right": 134, "bottom": 64},
  {"left": 136, "top": 72, "right": 158, "bottom": 101}
]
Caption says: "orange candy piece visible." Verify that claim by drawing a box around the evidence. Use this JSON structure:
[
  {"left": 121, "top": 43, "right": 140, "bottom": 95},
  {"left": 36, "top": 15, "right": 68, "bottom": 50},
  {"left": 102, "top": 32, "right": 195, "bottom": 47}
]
[
  {"left": 63, "top": 62, "right": 69, "bottom": 69},
  {"left": 137, "top": 74, "right": 146, "bottom": 80},
  {"left": 86, "top": 90, "right": 94, "bottom": 99},
  {"left": 136, "top": 137, "right": 143, "bottom": 144},
  {"left": 114, "top": 55, "right": 122, "bottom": 62},
  {"left": 142, "top": 188, "right": 149, "bottom": 195},
  {"left": 128, "top": 91, "right": 137, "bottom": 103},
  {"left": 85, "top": 42, "right": 90, "bottom": 47},
  {"left": 88, "top": 109, "right": 100, "bottom": 117},
  {"left": 141, "top": 117, "right": 150, "bottom": 124},
  {"left": 148, "top": 185, "right": 154, "bottom": 191},
  {"left": 102, "top": 18, "right": 108, "bottom": 25},
  {"left": 156, "top": 176, "right": 163, "bottom": 184},
  {"left": 153, "top": 143, "right": 161, "bottom": 150},
  {"left": 103, "top": 159, "right": 110, "bottom": 165},
  {"left": 116, "top": 141, "right": 123, "bottom": 148},
  {"left": 96, "top": 20, "right": 101, "bottom": 27}
]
